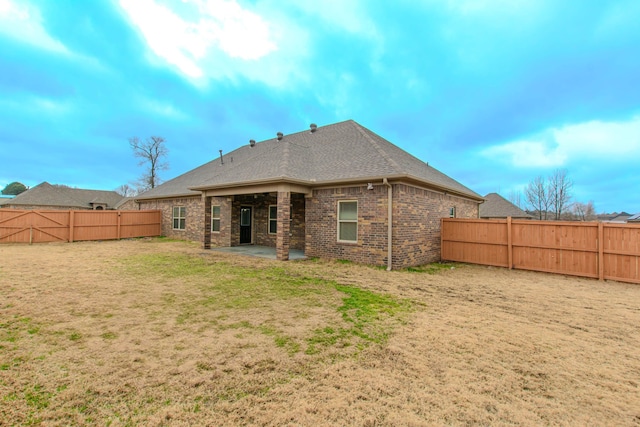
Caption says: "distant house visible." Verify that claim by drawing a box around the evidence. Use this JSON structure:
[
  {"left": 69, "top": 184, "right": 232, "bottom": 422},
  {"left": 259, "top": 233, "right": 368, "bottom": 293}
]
[
  {"left": 479, "top": 193, "right": 533, "bottom": 220},
  {"left": 0, "top": 195, "right": 14, "bottom": 206},
  {"left": 598, "top": 212, "right": 633, "bottom": 223},
  {"left": 627, "top": 213, "right": 640, "bottom": 223},
  {"left": 0, "top": 182, "right": 127, "bottom": 210},
  {"left": 132, "top": 120, "right": 483, "bottom": 269}
]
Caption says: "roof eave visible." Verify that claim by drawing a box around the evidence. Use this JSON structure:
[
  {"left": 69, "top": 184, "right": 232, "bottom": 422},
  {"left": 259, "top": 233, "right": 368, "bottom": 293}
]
[
  {"left": 134, "top": 191, "right": 201, "bottom": 201},
  {"left": 398, "top": 174, "right": 484, "bottom": 201},
  {"left": 191, "top": 174, "right": 483, "bottom": 201}
]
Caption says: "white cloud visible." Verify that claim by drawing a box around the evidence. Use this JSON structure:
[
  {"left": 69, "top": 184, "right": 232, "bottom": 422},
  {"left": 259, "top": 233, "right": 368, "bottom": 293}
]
[
  {"left": 482, "top": 138, "right": 565, "bottom": 168},
  {"left": 482, "top": 116, "right": 640, "bottom": 168},
  {"left": 118, "top": 0, "right": 277, "bottom": 79},
  {"left": 0, "top": 0, "right": 69, "bottom": 53},
  {"left": 195, "top": 0, "right": 277, "bottom": 60}
]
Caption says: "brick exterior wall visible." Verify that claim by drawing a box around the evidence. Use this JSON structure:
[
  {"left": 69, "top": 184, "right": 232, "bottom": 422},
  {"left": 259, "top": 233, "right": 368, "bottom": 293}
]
[
  {"left": 305, "top": 185, "right": 389, "bottom": 266},
  {"left": 305, "top": 182, "right": 478, "bottom": 269},
  {"left": 138, "top": 196, "right": 204, "bottom": 243},
  {"left": 116, "top": 199, "right": 140, "bottom": 211},
  {"left": 392, "top": 184, "right": 478, "bottom": 267},
  {"left": 205, "top": 196, "right": 233, "bottom": 248}
]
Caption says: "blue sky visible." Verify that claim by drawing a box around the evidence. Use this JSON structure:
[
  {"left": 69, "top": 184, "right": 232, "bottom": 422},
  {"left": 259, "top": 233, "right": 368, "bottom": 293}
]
[{"left": 1, "top": 0, "right": 639, "bottom": 214}]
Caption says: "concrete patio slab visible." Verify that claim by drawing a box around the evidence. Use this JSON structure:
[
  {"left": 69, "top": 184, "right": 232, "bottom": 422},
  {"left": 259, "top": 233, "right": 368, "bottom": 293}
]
[{"left": 211, "top": 245, "right": 306, "bottom": 260}]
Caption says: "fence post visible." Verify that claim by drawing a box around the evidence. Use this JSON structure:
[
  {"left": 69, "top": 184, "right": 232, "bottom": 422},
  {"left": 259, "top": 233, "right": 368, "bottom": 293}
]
[
  {"left": 117, "top": 211, "right": 121, "bottom": 240},
  {"left": 598, "top": 222, "right": 604, "bottom": 281},
  {"left": 69, "top": 210, "right": 74, "bottom": 243},
  {"left": 507, "top": 216, "right": 513, "bottom": 269},
  {"left": 440, "top": 218, "right": 444, "bottom": 262}
]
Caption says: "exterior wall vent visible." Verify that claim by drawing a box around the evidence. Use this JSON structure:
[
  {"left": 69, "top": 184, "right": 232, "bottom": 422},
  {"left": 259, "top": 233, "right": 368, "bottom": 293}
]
[
  {"left": 249, "top": 139, "right": 256, "bottom": 147},
  {"left": 277, "top": 132, "right": 283, "bottom": 141},
  {"left": 310, "top": 123, "right": 317, "bottom": 133}
]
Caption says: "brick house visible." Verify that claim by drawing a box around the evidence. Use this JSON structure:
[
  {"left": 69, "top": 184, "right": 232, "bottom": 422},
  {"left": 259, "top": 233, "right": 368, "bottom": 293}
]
[{"left": 133, "top": 120, "right": 483, "bottom": 269}]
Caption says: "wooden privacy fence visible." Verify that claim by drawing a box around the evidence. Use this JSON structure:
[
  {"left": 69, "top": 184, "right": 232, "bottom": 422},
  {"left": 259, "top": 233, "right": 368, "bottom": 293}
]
[
  {"left": 441, "top": 218, "right": 640, "bottom": 284},
  {"left": 0, "top": 210, "right": 161, "bottom": 244}
]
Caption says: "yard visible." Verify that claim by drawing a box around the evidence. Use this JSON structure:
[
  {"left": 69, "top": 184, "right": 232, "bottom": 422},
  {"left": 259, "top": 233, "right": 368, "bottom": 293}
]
[{"left": 1, "top": 239, "right": 639, "bottom": 426}]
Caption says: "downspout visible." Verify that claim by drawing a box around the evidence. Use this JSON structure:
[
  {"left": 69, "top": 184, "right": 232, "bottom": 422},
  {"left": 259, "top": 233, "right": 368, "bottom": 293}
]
[{"left": 383, "top": 178, "right": 393, "bottom": 271}]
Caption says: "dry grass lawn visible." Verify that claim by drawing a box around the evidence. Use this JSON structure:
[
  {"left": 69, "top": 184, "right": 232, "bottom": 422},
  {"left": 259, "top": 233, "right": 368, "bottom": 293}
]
[{"left": 1, "top": 238, "right": 639, "bottom": 426}]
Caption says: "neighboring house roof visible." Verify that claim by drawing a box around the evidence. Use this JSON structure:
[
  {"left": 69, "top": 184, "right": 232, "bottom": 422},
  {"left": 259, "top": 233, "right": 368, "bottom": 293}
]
[
  {"left": 597, "top": 213, "right": 616, "bottom": 221},
  {"left": 479, "top": 193, "right": 533, "bottom": 219},
  {"left": 613, "top": 212, "right": 632, "bottom": 222},
  {"left": 137, "top": 120, "right": 482, "bottom": 201},
  {"left": 628, "top": 213, "right": 640, "bottom": 222},
  {"left": 601, "top": 212, "right": 633, "bottom": 223},
  {"left": 4, "top": 182, "right": 125, "bottom": 209}
]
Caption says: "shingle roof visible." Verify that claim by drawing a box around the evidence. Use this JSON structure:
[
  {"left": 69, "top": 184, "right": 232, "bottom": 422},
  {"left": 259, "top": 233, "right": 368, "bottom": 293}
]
[
  {"left": 628, "top": 213, "right": 640, "bottom": 222},
  {"left": 4, "top": 182, "right": 125, "bottom": 209},
  {"left": 479, "top": 193, "right": 533, "bottom": 219},
  {"left": 137, "top": 120, "right": 482, "bottom": 200}
]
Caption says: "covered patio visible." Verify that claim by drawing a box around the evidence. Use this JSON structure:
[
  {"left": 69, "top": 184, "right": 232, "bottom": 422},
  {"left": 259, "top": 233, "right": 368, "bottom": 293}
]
[{"left": 201, "top": 184, "right": 309, "bottom": 261}]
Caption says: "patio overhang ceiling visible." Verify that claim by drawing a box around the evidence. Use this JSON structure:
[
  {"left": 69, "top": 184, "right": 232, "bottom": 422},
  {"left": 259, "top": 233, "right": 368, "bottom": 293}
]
[{"left": 193, "top": 178, "right": 313, "bottom": 198}]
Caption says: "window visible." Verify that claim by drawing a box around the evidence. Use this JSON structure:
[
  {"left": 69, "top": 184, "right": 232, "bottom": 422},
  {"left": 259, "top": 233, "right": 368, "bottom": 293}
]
[
  {"left": 211, "top": 205, "right": 220, "bottom": 232},
  {"left": 449, "top": 207, "right": 456, "bottom": 218},
  {"left": 338, "top": 201, "right": 358, "bottom": 242},
  {"left": 173, "top": 206, "right": 186, "bottom": 230},
  {"left": 268, "top": 205, "right": 277, "bottom": 234}
]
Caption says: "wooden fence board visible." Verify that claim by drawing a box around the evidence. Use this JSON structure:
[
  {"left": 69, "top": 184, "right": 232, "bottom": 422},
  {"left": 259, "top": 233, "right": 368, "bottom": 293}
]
[
  {"left": 0, "top": 210, "right": 161, "bottom": 244},
  {"left": 442, "top": 218, "right": 640, "bottom": 285}
]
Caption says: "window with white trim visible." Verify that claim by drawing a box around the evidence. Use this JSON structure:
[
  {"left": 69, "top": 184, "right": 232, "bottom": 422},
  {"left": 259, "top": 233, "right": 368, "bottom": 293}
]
[
  {"left": 211, "top": 205, "right": 221, "bottom": 232},
  {"left": 449, "top": 207, "right": 456, "bottom": 218},
  {"left": 268, "top": 205, "right": 277, "bottom": 234},
  {"left": 173, "top": 206, "right": 186, "bottom": 230},
  {"left": 338, "top": 200, "right": 358, "bottom": 242}
]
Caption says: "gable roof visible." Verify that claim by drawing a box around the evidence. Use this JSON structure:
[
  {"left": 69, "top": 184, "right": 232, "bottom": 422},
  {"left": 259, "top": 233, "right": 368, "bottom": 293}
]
[
  {"left": 628, "top": 213, "right": 640, "bottom": 222},
  {"left": 4, "top": 182, "right": 125, "bottom": 209},
  {"left": 479, "top": 193, "right": 533, "bottom": 219},
  {"left": 137, "top": 120, "right": 482, "bottom": 201}
]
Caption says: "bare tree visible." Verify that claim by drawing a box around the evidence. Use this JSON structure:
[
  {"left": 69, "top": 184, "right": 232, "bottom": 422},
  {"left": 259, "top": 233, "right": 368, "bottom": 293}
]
[
  {"left": 572, "top": 201, "right": 596, "bottom": 221},
  {"left": 548, "top": 169, "right": 573, "bottom": 220},
  {"left": 129, "top": 136, "right": 169, "bottom": 190},
  {"left": 525, "top": 176, "right": 550, "bottom": 220},
  {"left": 584, "top": 201, "right": 596, "bottom": 221},
  {"left": 115, "top": 184, "right": 137, "bottom": 197}
]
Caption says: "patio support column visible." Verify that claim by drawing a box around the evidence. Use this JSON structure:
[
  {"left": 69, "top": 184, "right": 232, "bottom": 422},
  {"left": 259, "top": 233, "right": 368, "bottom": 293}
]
[
  {"left": 276, "top": 191, "right": 291, "bottom": 261},
  {"left": 203, "top": 195, "right": 211, "bottom": 249}
]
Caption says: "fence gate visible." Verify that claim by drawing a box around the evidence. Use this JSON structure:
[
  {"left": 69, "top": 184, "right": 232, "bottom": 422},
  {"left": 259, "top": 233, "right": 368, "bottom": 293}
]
[
  {"left": 0, "top": 210, "right": 70, "bottom": 243},
  {"left": 0, "top": 210, "right": 161, "bottom": 244}
]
